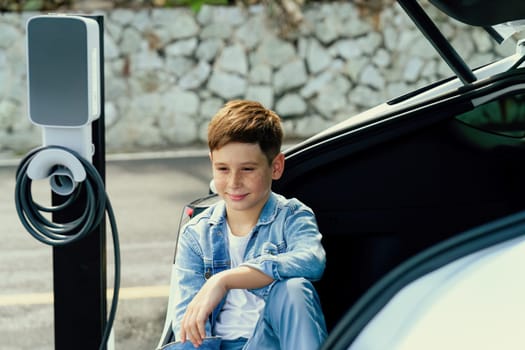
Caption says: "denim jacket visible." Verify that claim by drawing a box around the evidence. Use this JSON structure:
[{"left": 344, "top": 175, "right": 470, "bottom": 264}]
[{"left": 171, "top": 192, "right": 326, "bottom": 340}]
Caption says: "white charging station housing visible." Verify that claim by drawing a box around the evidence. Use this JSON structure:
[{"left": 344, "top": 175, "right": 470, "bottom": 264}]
[{"left": 27, "top": 15, "right": 100, "bottom": 127}]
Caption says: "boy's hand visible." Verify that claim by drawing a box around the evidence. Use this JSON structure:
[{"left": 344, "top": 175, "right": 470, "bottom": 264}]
[
  {"left": 180, "top": 274, "right": 227, "bottom": 348},
  {"left": 180, "top": 266, "right": 272, "bottom": 347}
]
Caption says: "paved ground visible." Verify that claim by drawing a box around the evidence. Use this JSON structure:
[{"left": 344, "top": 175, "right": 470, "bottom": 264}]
[{"left": 0, "top": 149, "right": 212, "bottom": 349}]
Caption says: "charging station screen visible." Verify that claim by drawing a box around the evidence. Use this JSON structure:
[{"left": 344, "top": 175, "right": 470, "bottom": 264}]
[{"left": 27, "top": 17, "right": 91, "bottom": 127}]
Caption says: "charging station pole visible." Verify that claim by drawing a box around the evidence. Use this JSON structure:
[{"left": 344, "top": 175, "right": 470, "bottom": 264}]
[{"left": 51, "top": 15, "right": 107, "bottom": 350}]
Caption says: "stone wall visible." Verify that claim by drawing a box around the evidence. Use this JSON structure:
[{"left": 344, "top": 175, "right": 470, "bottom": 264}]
[{"left": 0, "top": 2, "right": 516, "bottom": 156}]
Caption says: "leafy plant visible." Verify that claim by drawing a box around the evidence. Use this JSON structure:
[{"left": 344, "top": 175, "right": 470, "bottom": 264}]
[{"left": 158, "top": 0, "right": 229, "bottom": 12}]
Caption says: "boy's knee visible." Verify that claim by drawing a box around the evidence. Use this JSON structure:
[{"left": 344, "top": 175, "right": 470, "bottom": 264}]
[
  {"left": 269, "top": 278, "right": 316, "bottom": 303},
  {"left": 263, "top": 278, "right": 326, "bottom": 336}
]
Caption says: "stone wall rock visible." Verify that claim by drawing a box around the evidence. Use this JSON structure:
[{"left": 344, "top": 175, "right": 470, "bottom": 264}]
[{"left": 0, "top": 2, "right": 516, "bottom": 156}]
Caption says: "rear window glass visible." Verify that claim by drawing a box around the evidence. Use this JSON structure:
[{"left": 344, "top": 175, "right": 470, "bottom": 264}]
[{"left": 456, "top": 93, "right": 525, "bottom": 138}]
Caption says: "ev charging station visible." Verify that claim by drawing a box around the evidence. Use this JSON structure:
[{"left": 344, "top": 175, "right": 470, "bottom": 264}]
[{"left": 15, "top": 14, "right": 120, "bottom": 350}]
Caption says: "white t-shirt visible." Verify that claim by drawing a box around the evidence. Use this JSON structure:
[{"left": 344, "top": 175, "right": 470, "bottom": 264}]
[{"left": 213, "top": 225, "right": 265, "bottom": 339}]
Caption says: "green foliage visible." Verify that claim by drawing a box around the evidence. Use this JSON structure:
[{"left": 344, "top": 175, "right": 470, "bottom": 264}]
[
  {"left": 0, "top": 0, "right": 231, "bottom": 12},
  {"left": 163, "top": 0, "right": 229, "bottom": 12},
  {"left": 21, "top": 0, "right": 43, "bottom": 10}
]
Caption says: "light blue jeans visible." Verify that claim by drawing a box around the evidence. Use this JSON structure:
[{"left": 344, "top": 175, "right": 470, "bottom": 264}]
[
  {"left": 226, "top": 278, "right": 327, "bottom": 350},
  {"left": 163, "top": 278, "right": 327, "bottom": 350}
]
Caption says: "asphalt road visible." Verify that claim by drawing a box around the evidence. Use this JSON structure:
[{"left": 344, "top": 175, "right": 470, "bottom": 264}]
[{"left": 0, "top": 150, "right": 212, "bottom": 349}]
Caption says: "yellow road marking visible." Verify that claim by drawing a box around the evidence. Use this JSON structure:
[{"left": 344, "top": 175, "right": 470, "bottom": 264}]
[{"left": 0, "top": 285, "right": 170, "bottom": 306}]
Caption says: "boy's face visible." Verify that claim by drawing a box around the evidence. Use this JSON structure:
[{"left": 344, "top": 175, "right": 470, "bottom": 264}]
[{"left": 210, "top": 142, "right": 284, "bottom": 217}]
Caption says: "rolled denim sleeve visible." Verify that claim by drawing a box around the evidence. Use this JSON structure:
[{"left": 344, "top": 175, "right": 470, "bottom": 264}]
[
  {"left": 241, "top": 205, "right": 326, "bottom": 297},
  {"left": 171, "top": 228, "right": 211, "bottom": 341}
]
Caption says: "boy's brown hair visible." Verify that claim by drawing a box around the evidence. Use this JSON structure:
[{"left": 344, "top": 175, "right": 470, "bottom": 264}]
[{"left": 208, "top": 100, "right": 283, "bottom": 163}]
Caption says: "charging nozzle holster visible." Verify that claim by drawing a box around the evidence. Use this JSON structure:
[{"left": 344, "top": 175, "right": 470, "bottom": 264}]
[{"left": 26, "top": 148, "right": 86, "bottom": 196}]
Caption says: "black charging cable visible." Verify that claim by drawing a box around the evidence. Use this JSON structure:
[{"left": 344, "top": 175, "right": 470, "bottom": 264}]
[{"left": 14, "top": 145, "right": 120, "bottom": 350}]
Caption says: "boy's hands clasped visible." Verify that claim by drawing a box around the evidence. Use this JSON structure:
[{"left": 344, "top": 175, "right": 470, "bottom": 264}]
[{"left": 180, "top": 274, "right": 227, "bottom": 348}]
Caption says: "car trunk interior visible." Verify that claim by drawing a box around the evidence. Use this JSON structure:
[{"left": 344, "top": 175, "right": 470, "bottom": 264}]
[{"left": 273, "top": 97, "right": 525, "bottom": 330}]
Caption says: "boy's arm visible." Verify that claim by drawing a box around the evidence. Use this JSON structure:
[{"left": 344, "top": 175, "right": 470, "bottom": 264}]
[
  {"left": 242, "top": 206, "right": 326, "bottom": 285},
  {"left": 181, "top": 266, "right": 273, "bottom": 347},
  {"left": 171, "top": 229, "right": 208, "bottom": 344}
]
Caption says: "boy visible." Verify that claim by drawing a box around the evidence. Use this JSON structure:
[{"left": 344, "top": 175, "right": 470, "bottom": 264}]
[{"left": 171, "top": 100, "right": 327, "bottom": 350}]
